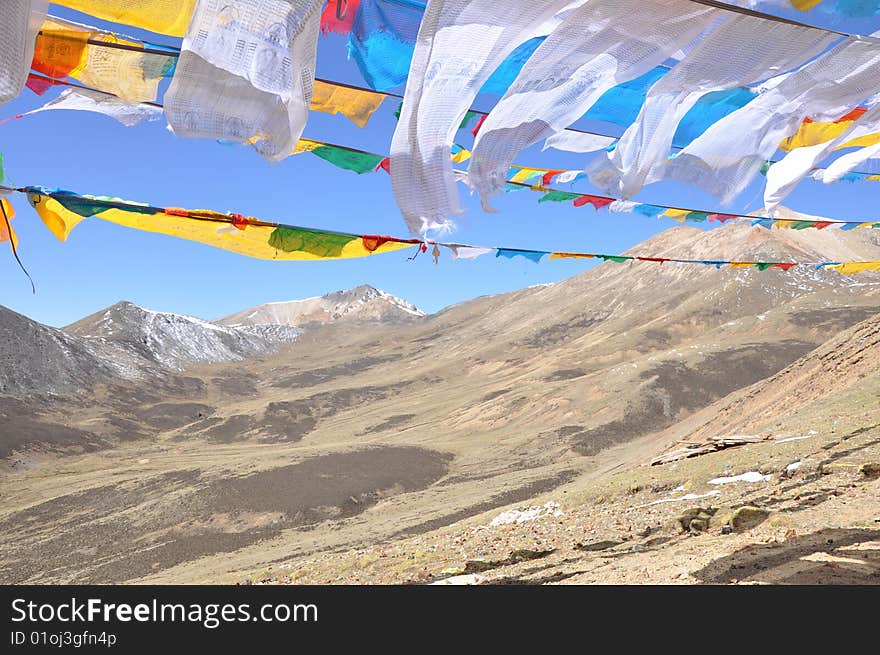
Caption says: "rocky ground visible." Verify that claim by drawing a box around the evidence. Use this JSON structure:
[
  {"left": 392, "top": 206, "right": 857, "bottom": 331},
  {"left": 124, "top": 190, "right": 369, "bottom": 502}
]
[{"left": 251, "top": 423, "right": 880, "bottom": 585}]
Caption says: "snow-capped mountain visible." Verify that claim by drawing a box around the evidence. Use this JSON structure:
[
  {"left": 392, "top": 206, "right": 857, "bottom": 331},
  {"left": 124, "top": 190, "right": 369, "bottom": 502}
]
[
  {"left": 66, "top": 302, "right": 301, "bottom": 370},
  {"left": 216, "top": 284, "right": 426, "bottom": 328}
]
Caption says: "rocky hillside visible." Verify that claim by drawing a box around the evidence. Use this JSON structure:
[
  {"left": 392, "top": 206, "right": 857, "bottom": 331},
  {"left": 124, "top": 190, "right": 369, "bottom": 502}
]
[
  {"left": 0, "top": 305, "right": 123, "bottom": 395},
  {"left": 684, "top": 310, "right": 880, "bottom": 438},
  {"left": 66, "top": 301, "right": 301, "bottom": 371},
  {"left": 217, "top": 285, "right": 426, "bottom": 328}
]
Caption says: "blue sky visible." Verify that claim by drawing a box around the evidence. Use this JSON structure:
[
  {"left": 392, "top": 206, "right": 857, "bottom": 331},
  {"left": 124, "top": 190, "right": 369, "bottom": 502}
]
[{"left": 1, "top": 3, "right": 878, "bottom": 327}]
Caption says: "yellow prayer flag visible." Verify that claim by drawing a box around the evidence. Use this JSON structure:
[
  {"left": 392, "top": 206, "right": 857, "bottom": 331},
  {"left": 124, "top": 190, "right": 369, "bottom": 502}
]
[
  {"left": 28, "top": 193, "right": 87, "bottom": 241},
  {"left": 310, "top": 81, "right": 385, "bottom": 128},
  {"left": 838, "top": 132, "right": 880, "bottom": 149},
  {"left": 35, "top": 19, "right": 172, "bottom": 102},
  {"left": 0, "top": 199, "right": 19, "bottom": 249},
  {"left": 780, "top": 120, "right": 852, "bottom": 151},
  {"left": 53, "top": 1, "right": 196, "bottom": 37},
  {"left": 662, "top": 209, "right": 690, "bottom": 223},
  {"left": 72, "top": 34, "right": 167, "bottom": 103},
  {"left": 292, "top": 139, "right": 324, "bottom": 154},
  {"left": 28, "top": 194, "right": 414, "bottom": 261},
  {"left": 508, "top": 167, "right": 545, "bottom": 184},
  {"left": 451, "top": 147, "right": 472, "bottom": 163},
  {"left": 550, "top": 252, "right": 595, "bottom": 260},
  {"left": 780, "top": 115, "right": 880, "bottom": 152},
  {"left": 829, "top": 261, "right": 880, "bottom": 274}
]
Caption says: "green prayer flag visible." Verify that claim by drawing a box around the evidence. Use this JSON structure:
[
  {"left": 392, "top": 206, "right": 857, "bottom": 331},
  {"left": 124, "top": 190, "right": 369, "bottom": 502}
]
[
  {"left": 268, "top": 227, "right": 357, "bottom": 257},
  {"left": 789, "top": 221, "right": 815, "bottom": 230},
  {"left": 309, "top": 145, "right": 384, "bottom": 175},
  {"left": 458, "top": 111, "right": 479, "bottom": 130},
  {"left": 600, "top": 255, "right": 630, "bottom": 263},
  {"left": 56, "top": 194, "right": 156, "bottom": 218},
  {"left": 538, "top": 190, "right": 581, "bottom": 203}
]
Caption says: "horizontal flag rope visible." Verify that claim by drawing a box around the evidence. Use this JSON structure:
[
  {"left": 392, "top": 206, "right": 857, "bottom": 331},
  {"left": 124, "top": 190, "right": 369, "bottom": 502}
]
[
  {"left": 5, "top": 76, "right": 878, "bottom": 232},
  {"left": 31, "top": 14, "right": 876, "bottom": 157},
  {"left": 0, "top": 184, "right": 878, "bottom": 275},
  {"left": 1, "top": 2, "right": 877, "bottom": 244},
  {"left": 287, "top": 136, "right": 880, "bottom": 231}
]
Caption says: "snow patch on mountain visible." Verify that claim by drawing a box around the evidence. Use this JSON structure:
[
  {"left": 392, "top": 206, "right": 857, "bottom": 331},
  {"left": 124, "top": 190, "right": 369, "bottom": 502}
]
[
  {"left": 67, "top": 302, "right": 300, "bottom": 370},
  {"left": 217, "top": 285, "right": 426, "bottom": 328}
]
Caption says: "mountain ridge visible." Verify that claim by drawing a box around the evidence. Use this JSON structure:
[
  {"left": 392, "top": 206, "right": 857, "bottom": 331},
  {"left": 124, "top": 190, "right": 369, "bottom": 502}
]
[
  {"left": 216, "top": 284, "right": 426, "bottom": 328},
  {"left": 66, "top": 301, "right": 301, "bottom": 371}
]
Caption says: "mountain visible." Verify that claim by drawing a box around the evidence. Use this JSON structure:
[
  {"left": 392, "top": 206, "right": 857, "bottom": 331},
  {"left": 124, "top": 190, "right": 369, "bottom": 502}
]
[
  {"left": 0, "top": 305, "right": 122, "bottom": 396},
  {"left": 216, "top": 284, "right": 426, "bottom": 328},
  {"left": 66, "top": 301, "right": 301, "bottom": 370},
  {"left": 2, "top": 222, "right": 880, "bottom": 583},
  {"left": 394, "top": 222, "right": 880, "bottom": 451}
]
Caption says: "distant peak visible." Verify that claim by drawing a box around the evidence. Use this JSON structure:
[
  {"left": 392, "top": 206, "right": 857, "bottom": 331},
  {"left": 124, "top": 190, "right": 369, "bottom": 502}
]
[
  {"left": 216, "top": 285, "right": 425, "bottom": 327},
  {"left": 348, "top": 284, "right": 379, "bottom": 294},
  {"left": 107, "top": 300, "right": 140, "bottom": 311}
]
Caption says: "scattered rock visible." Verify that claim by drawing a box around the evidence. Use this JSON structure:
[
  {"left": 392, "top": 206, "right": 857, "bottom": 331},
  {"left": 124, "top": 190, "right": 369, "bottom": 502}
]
[
  {"left": 723, "top": 506, "right": 770, "bottom": 533},
  {"left": 508, "top": 549, "right": 554, "bottom": 564},
  {"left": 858, "top": 463, "right": 880, "bottom": 479},
  {"left": 676, "top": 506, "right": 718, "bottom": 533},
  {"left": 821, "top": 463, "right": 860, "bottom": 475},
  {"left": 459, "top": 548, "right": 556, "bottom": 575},
  {"left": 575, "top": 540, "right": 625, "bottom": 552},
  {"left": 463, "top": 560, "right": 494, "bottom": 574},
  {"left": 651, "top": 435, "right": 767, "bottom": 466},
  {"left": 689, "top": 518, "right": 708, "bottom": 534}
]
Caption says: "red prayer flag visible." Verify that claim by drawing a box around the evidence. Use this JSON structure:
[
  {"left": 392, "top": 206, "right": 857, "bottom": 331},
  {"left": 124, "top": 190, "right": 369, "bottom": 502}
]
[
  {"left": 362, "top": 235, "right": 392, "bottom": 252},
  {"left": 773, "top": 263, "right": 797, "bottom": 271},
  {"left": 471, "top": 114, "right": 487, "bottom": 137},
  {"left": 25, "top": 73, "right": 59, "bottom": 96},
  {"left": 230, "top": 213, "right": 249, "bottom": 231},
  {"left": 320, "top": 0, "right": 361, "bottom": 35},
  {"left": 541, "top": 170, "right": 564, "bottom": 186},
  {"left": 573, "top": 195, "right": 613, "bottom": 210},
  {"left": 837, "top": 107, "right": 866, "bottom": 123}
]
